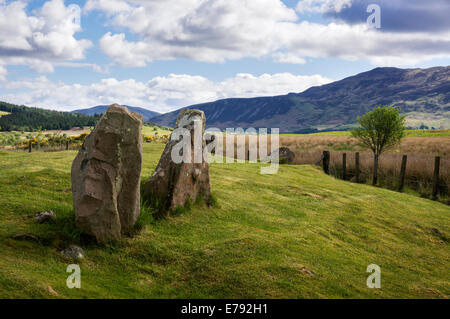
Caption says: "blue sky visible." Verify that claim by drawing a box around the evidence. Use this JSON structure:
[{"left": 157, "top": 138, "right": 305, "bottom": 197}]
[{"left": 0, "top": 0, "right": 449, "bottom": 113}]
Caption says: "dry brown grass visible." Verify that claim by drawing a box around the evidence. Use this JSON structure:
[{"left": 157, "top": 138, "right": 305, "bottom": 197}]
[
  {"left": 216, "top": 133, "right": 449, "bottom": 201},
  {"left": 279, "top": 136, "right": 450, "bottom": 158}
]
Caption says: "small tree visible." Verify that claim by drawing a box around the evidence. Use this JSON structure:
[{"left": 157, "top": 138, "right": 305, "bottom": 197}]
[{"left": 351, "top": 106, "right": 406, "bottom": 185}]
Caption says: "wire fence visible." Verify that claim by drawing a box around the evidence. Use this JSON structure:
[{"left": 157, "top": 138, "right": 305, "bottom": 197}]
[{"left": 311, "top": 150, "right": 449, "bottom": 203}]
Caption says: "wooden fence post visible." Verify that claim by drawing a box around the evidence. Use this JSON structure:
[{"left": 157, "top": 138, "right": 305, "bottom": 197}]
[
  {"left": 398, "top": 155, "right": 407, "bottom": 192},
  {"left": 323, "top": 150, "right": 330, "bottom": 175},
  {"left": 432, "top": 156, "right": 440, "bottom": 200},
  {"left": 28, "top": 140, "right": 32, "bottom": 153},
  {"left": 355, "top": 152, "right": 360, "bottom": 183},
  {"left": 66, "top": 140, "right": 69, "bottom": 151},
  {"left": 372, "top": 154, "right": 379, "bottom": 186},
  {"left": 342, "top": 153, "right": 347, "bottom": 180}
]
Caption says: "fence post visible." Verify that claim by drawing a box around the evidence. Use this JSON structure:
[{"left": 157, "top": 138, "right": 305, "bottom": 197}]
[
  {"left": 66, "top": 140, "right": 69, "bottom": 151},
  {"left": 432, "top": 156, "right": 440, "bottom": 200},
  {"left": 323, "top": 150, "right": 330, "bottom": 175},
  {"left": 28, "top": 140, "right": 32, "bottom": 153},
  {"left": 398, "top": 155, "right": 407, "bottom": 192},
  {"left": 355, "top": 152, "right": 360, "bottom": 183}
]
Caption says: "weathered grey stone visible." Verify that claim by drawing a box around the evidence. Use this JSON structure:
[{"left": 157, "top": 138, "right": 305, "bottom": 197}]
[
  {"left": 144, "top": 109, "right": 211, "bottom": 216},
  {"left": 277, "top": 147, "right": 295, "bottom": 164},
  {"left": 34, "top": 210, "right": 56, "bottom": 224},
  {"left": 61, "top": 245, "right": 84, "bottom": 260},
  {"left": 71, "top": 104, "right": 143, "bottom": 243}
]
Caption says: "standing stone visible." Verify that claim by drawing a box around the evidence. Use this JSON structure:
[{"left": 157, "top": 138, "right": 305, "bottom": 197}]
[
  {"left": 71, "top": 104, "right": 143, "bottom": 243},
  {"left": 144, "top": 109, "right": 211, "bottom": 216}
]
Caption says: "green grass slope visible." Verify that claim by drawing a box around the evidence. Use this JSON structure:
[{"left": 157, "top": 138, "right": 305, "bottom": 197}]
[{"left": 0, "top": 144, "right": 448, "bottom": 298}]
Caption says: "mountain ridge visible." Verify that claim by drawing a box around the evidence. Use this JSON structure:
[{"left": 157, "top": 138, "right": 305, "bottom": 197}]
[
  {"left": 72, "top": 105, "right": 160, "bottom": 122},
  {"left": 151, "top": 66, "right": 450, "bottom": 132}
]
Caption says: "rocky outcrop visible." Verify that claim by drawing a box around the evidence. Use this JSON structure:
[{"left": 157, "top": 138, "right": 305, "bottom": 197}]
[
  {"left": 71, "top": 104, "right": 143, "bottom": 243},
  {"left": 144, "top": 109, "right": 211, "bottom": 216}
]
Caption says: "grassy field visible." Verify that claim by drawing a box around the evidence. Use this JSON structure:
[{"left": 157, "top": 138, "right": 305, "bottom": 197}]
[
  {"left": 0, "top": 124, "right": 170, "bottom": 141},
  {"left": 142, "top": 124, "right": 172, "bottom": 137},
  {"left": 0, "top": 144, "right": 448, "bottom": 298},
  {"left": 0, "top": 125, "right": 171, "bottom": 148},
  {"left": 0, "top": 111, "right": 9, "bottom": 117}
]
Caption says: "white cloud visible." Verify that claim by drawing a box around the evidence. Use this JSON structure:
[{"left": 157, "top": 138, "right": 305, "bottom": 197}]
[
  {"left": 29, "top": 60, "right": 55, "bottom": 73},
  {"left": 0, "top": 0, "right": 92, "bottom": 74},
  {"left": 86, "top": 0, "right": 450, "bottom": 67},
  {"left": 99, "top": 32, "right": 151, "bottom": 67},
  {"left": 0, "top": 1, "right": 32, "bottom": 51},
  {"left": 273, "top": 53, "right": 307, "bottom": 64},
  {"left": 89, "top": 0, "right": 299, "bottom": 65},
  {"left": 84, "top": 0, "right": 133, "bottom": 14},
  {"left": 54, "top": 61, "right": 110, "bottom": 74},
  {"left": 0, "top": 73, "right": 332, "bottom": 112},
  {"left": 296, "top": 0, "right": 352, "bottom": 13},
  {"left": 0, "top": 64, "right": 7, "bottom": 82},
  {"left": 286, "top": 22, "right": 450, "bottom": 66}
]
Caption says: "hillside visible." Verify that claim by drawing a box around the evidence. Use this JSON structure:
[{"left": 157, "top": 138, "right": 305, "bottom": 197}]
[
  {"left": 72, "top": 105, "right": 160, "bottom": 122},
  {"left": 0, "top": 144, "right": 448, "bottom": 298},
  {"left": 151, "top": 66, "right": 450, "bottom": 132},
  {"left": 0, "top": 101, "right": 100, "bottom": 132}
]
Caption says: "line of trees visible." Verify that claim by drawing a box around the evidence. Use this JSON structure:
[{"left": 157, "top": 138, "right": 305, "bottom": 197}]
[{"left": 0, "top": 101, "right": 100, "bottom": 132}]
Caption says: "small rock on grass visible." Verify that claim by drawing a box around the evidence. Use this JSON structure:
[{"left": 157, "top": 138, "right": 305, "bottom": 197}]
[
  {"left": 12, "top": 233, "right": 40, "bottom": 243},
  {"left": 34, "top": 210, "right": 56, "bottom": 224},
  {"left": 431, "top": 228, "right": 442, "bottom": 235},
  {"left": 61, "top": 245, "right": 84, "bottom": 260}
]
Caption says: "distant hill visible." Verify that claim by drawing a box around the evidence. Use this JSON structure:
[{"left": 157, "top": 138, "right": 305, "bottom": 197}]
[
  {"left": 0, "top": 101, "right": 100, "bottom": 132},
  {"left": 151, "top": 66, "right": 450, "bottom": 132},
  {"left": 72, "top": 105, "right": 160, "bottom": 122}
]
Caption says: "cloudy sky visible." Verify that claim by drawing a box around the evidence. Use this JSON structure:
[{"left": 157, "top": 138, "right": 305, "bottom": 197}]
[{"left": 0, "top": 0, "right": 449, "bottom": 113}]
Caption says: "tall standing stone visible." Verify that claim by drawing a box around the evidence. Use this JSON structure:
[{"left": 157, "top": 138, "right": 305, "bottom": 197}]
[
  {"left": 144, "top": 109, "right": 211, "bottom": 216},
  {"left": 71, "top": 104, "right": 143, "bottom": 243}
]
